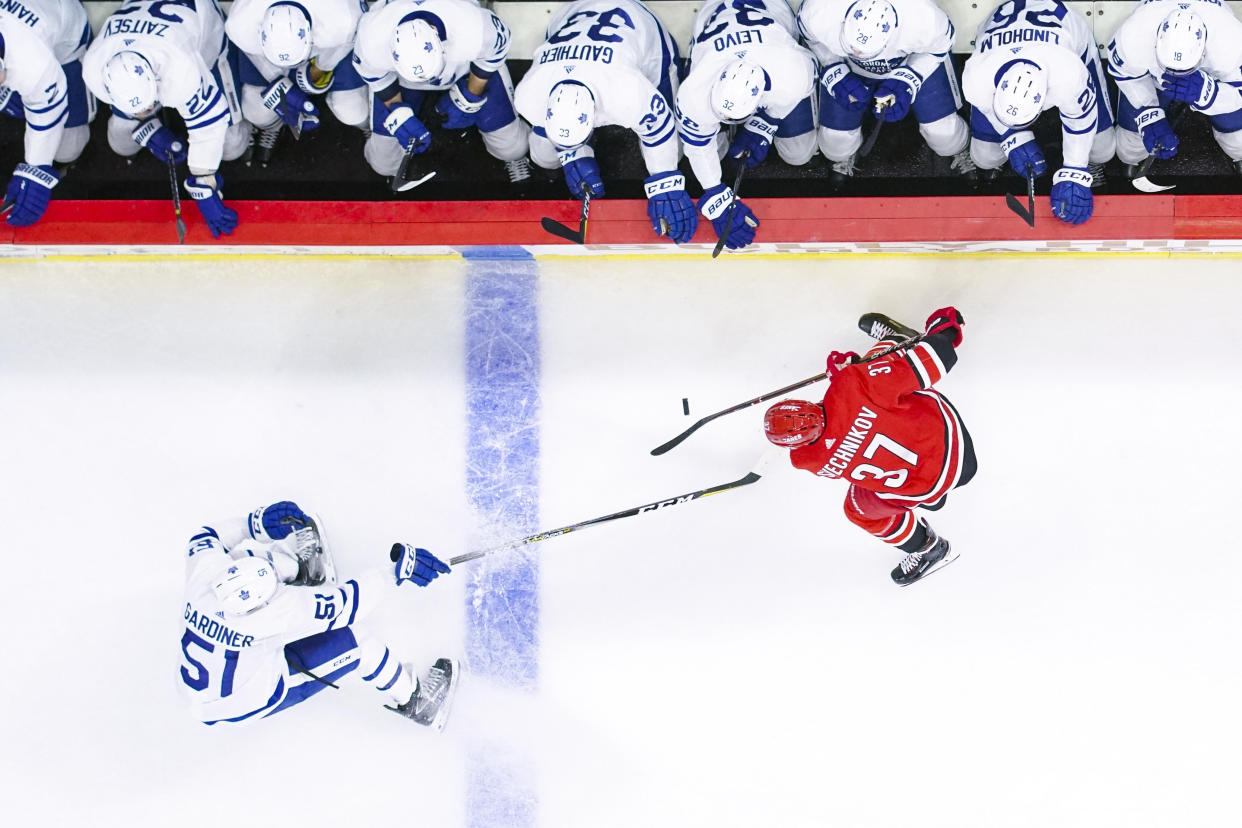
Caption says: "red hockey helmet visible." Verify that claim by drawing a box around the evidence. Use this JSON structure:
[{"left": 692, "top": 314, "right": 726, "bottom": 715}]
[{"left": 763, "top": 400, "right": 825, "bottom": 448}]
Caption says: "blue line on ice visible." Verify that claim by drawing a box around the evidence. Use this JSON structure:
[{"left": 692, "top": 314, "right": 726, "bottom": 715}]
[{"left": 464, "top": 246, "right": 540, "bottom": 827}]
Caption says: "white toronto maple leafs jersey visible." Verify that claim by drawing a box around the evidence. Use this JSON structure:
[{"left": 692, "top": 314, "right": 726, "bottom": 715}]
[
  {"left": 513, "top": 0, "right": 678, "bottom": 173},
  {"left": 962, "top": 0, "right": 1098, "bottom": 166},
  {"left": 83, "top": 0, "right": 235, "bottom": 169},
  {"left": 677, "top": 0, "right": 815, "bottom": 188},
  {"left": 226, "top": 0, "right": 365, "bottom": 82},
  {"left": 1107, "top": 0, "right": 1242, "bottom": 114},
  {"left": 796, "top": 0, "right": 956, "bottom": 81},
  {"left": 0, "top": 0, "right": 90, "bottom": 166},
  {"left": 179, "top": 516, "right": 396, "bottom": 724},
  {"left": 352, "top": 0, "right": 511, "bottom": 92}
]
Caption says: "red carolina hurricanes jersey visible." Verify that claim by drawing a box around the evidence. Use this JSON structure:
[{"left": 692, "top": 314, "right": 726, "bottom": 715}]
[{"left": 788, "top": 335, "right": 968, "bottom": 505}]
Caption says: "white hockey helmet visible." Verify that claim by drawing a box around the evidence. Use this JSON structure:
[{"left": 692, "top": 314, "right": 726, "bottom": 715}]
[
  {"left": 710, "top": 59, "right": 769, "bottom": 122},
  {"left": 993, "top": 60, "right": 1047, "bottom": 128},
  {"left": 212, "top": 556, "right": 279, "bottom": 616},
  {"left": 545, "top": 80, "right": 596, "bottom": 147},
  {"left": 1156, "top": 8, "right": 1208, "bottom": 75},
  {"left": 260, "top": 2, "right": 313, "bottom": 69},
  {"left": 103, "top": 51, "right": 159, "bottom": 117},
  {"left": 392, "top": 14, "right": 446, "bottom": 83},
  {"left": 840, "top": 0, "right": 898, "bottom": 62}
]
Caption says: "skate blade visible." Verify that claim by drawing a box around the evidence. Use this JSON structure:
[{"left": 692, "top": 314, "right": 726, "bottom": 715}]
[
  {"left": 311, "top": 513, "right": 338, "bottom": 585},
  {"left": 897, "top": 547, "right": 961, "bottom": 588}
]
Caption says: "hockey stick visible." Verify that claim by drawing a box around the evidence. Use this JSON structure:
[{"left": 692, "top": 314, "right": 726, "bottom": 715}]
[
  {"left": 1131, "top": 151, "right": 1175, "bottom": 193},
  {"left": 448, "top": 451, "right": 777, "bottom": 566},
  {"left": 857, "top": 101, "right": 892, "bottom": 159},
  {"left": 280, "top": 88, "right": 302, "bottom": 142},
  {"left": 0, "top": 198, "right": 14, "bottom": 218},
  {"left": 392, "top": 144, "right": 436, "bottom": 193},
  {"left": 1004, "top": 165, "right": 1037, "bottom": 228},
  {"left": 1132, "top": 105, "right": 1188, "bottom": 193},
  {"left": 650, "top": 331, "right": 926, "bottom": 456},
  {"left": 287, "top": 657, "right": 341, "bottom": 690},
  {"left": 541, "top": 183, "right": 592, "bottom": 243},
  {"left": 165, "top": 151, "right": 186, "bottom": 245},
  {"left": 712, "top": 150, "right": 751, "bottom": 259}
]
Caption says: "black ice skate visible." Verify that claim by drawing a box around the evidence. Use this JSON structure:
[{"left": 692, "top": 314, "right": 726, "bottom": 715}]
[
  {"left": 891, "top": 535, "right": 959, "bottom": 587},
  {"left": 387, "top": 658, "right": 459, "bottom": 732},
  {"left": 288, "top": 516, "right": 335, "bottom": 586},
  {"left": 1088, "top": 162, "right": 1107, "bottom": 190},
  {"left": 245, "top": 124, "right": 282, "bottom": 167},
  {"left": 858, "top": 313, "right": 918, "bottom": 342}
]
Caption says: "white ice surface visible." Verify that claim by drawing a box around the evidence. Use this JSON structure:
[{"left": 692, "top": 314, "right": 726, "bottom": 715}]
[{"left": 0, "top": 252, "right": 1239, "bottom": 828}]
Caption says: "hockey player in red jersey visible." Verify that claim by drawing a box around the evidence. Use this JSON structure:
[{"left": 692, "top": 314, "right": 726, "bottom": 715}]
[{"left": 763, "top": 308, "right": 976, "bottom": 586}]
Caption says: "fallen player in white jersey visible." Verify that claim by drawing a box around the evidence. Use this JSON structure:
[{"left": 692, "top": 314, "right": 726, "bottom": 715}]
[{"left": 180, "top": 500, "right": 459, "bottom": 730}]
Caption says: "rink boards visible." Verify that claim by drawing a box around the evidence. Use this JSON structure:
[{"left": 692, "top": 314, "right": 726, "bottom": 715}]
[{"left": 7, "top": 195, "right": 1242, "bottom": 250}]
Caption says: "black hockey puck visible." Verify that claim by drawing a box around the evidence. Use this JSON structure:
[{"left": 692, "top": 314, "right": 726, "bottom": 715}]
[{"left": 682, "top": 398, "right": 690, "bottom": 416}]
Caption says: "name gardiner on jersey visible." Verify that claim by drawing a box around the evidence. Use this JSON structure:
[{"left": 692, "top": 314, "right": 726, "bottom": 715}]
[
  {"left": 539, "top": 44, "right": 614, "bottom": 65},
  {"left": 184, "top": 603, "right": 255, "bottom": 648},
  {"left": 817, "top": 405, "right": 878, "bottom": 478},
  {"left": 978, "top": 28, "right": 1061, "bottom": 53},
  {"left": 0, "top": 0, "right": 40, "bottom": 28}
]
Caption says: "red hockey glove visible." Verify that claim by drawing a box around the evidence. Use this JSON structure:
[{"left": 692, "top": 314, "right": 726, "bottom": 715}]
[
  {"left": 826, "top": 350, "right": 859, "bottom": 378},
  {"left": 925, "top": 307, "right": 964, "bottom": 347}
]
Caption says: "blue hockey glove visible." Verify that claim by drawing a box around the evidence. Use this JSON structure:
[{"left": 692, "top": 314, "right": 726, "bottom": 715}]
[
  {"left": 873, "top": 67, "right": 921, "bottom": 122},
  {"left": 820, "top": 63, "right": 869, "bottom": 113},
  {"left": 728, "top": 114, "right": 777, "bottom": 167},
  {"left": 0, "top": 86, "right": 23, "bottom": 119},
  {"left": 698, "top": 183, "right": 759, "bottom": 250},
  {"left": 249, "top": 501, "right": 311, "bottom": 541},
  {"left": 262, "top": 77, "right": 320, "bottom": 132},
  {"left": 644, "top": 171, "right": 697, "bottom": 243},
  {"left": 132, "top": 117, "right": 187, "bottom": 165},
  {"left": 4, "top": 163, "right": 57, "bottom": 227},
  {"left": 1161, "top": 69, "right": 1217, "bottom": 110},
  {"left": 1136, "top": 107, "right": 1179, "bottom": 159},
  {"left": 390, "top": 543, "right": 451, "bottom": 586},
  {"left": 184, "top": 173, "right": 239, "bottom": 238},
  {"left": 382, "top": 104, "right": 432, "bottom": 153},
  {"left": 1002, "top": 132, "right": 1047, "bottom": 179},
  {"left": 294, "top": 61, "right": 334, "bottom": 95},
  {"left": 436, "top": 75, "right": 487, "bottom": 129},
  {"left": 1050, "top": 166, "right": 1093, "bottom": 226},
  {"left": 559, "top": 145, "right": 605, "bottom": 199}
]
